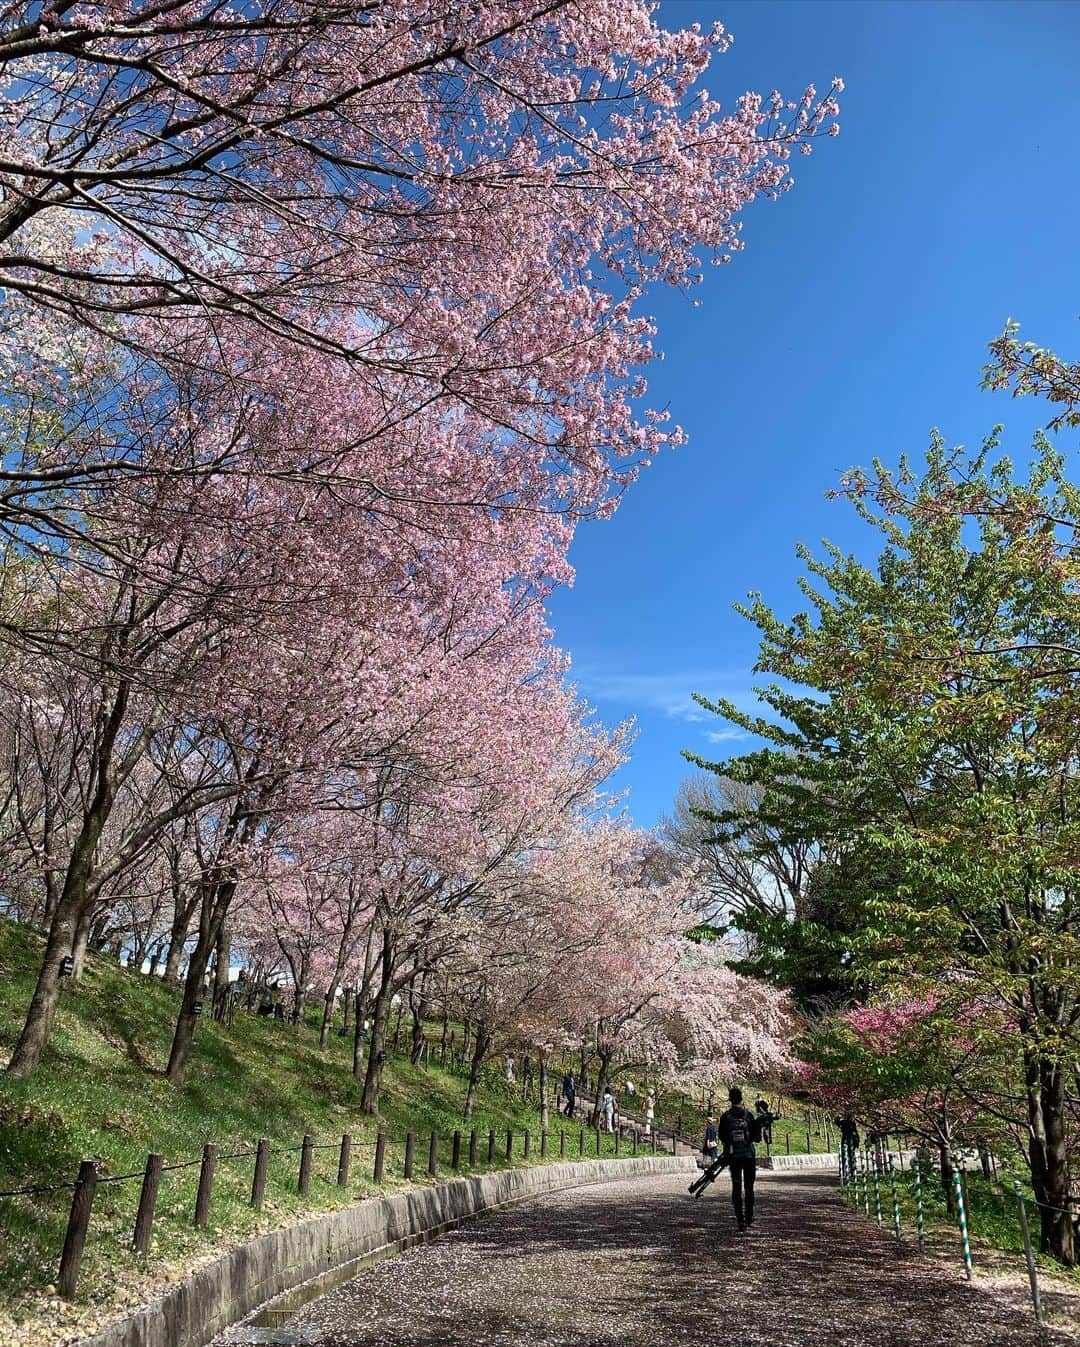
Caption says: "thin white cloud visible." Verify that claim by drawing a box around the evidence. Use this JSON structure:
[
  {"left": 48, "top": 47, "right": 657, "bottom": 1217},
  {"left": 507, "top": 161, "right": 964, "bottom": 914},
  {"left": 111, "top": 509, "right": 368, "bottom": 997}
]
[
  {"left": 704, "top": 727, "right": 748, "bottom": 744},
  {"left": 571, "top": 665, "right": 753, "bottom": 725}
]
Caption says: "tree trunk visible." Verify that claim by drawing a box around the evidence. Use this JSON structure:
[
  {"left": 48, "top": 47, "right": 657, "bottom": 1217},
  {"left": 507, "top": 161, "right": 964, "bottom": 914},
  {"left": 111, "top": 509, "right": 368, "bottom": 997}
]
[
  {"left": 319, "top": 983, "right": 337, "bottom": 1049},
  {"left": 360, "top": 928, "right": 395, "bottom": 1113},
  {"left": 409, "top": 972, "right": 428, "bottom": 1066},
  {"left": 6, "top": 705, "right": 123, "bottom": 1078},
  {"left": 290, "top": 950, "right": 310, "bottom": 1026},
  {"left": 939, "top": 1144, "right": 955, "bottom": 1216},
  {"left": 590, "top": 1047, "right": 614, "bottom": 1127},
  {"left": 1033, "top": 1056, "right": 1075, "bottom": 1264},
  {"left": 352, "top": 925, "right": 378, "bottom": 1080},
  {"left": 463, "top": 1023, "right": 492, "bottom": 1121},
  {"left": 212, "top": 924, "right": 231, "bottom": 1021},
  {"left": 353, "top": 989, "right": 367, "bottom": 1079},
  {"left": 165, "top": 877, "right": 235, "bottom": 1086},
  {"left": 164, "top": 893, "right": 197, "bottom": 982},
  {"left": 539, "top": 1054, "right": 549, "bottom": 1128}
]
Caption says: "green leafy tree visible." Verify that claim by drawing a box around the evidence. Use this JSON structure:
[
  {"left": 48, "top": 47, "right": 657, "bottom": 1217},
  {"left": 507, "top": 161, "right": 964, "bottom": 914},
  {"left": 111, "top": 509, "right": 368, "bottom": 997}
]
[{"left": 696, "top": 430, "right": 1080, "bottom": 1264}]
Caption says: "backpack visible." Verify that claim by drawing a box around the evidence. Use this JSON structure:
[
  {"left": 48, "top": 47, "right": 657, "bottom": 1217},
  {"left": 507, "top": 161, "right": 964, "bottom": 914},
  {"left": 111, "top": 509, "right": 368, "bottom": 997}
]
[{"left": 726, "top": 1106, "right": 757, "bottom": 1158}]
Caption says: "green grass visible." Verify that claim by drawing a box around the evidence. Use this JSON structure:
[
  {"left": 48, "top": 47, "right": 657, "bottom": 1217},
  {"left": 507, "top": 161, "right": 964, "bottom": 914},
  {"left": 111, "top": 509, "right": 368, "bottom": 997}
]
[{"left": 0, "top": 916, "right": 639, "bottom": 1330}]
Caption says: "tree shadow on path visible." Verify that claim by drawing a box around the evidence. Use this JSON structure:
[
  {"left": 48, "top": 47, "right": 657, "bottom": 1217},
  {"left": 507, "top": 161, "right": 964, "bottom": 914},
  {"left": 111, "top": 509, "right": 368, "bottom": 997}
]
[{"left": 289, "top": 1171, "right": 1063, "bottom": 1347}]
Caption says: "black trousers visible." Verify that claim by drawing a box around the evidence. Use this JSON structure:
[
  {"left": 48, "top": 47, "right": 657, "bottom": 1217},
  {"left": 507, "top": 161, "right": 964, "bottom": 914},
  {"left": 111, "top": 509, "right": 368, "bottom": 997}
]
[
  {"left": 729, "top": 1155, "right": 756, "bottom": 1225},
  {"left": 564, "top": 1095, "right": 575, "bottom": 1118}
]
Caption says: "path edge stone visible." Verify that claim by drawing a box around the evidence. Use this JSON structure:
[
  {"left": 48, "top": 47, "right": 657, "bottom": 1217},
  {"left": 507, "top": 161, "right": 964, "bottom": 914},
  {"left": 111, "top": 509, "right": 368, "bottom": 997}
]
[{"left": 80, "top": 1155, "right": 696, "bottom": 1347}]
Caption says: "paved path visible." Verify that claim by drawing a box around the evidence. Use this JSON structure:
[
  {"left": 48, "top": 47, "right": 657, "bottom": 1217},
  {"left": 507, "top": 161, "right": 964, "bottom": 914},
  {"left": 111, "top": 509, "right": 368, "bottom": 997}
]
[{"left": 285, "top": 1170, "right": 1057, "bottom": 1347}]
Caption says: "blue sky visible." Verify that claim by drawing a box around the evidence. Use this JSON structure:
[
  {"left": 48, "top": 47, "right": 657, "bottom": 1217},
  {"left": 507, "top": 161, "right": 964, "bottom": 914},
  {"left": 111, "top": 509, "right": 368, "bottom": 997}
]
[{"left": 548, "top": 0, "right": 1080, "bottom": 828}]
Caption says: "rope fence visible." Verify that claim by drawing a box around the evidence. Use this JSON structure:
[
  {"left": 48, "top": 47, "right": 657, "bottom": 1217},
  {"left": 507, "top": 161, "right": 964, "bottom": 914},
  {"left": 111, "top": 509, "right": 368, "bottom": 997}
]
[{"left": 1, "top": 1104, "right": 684, "bottom": 1303}]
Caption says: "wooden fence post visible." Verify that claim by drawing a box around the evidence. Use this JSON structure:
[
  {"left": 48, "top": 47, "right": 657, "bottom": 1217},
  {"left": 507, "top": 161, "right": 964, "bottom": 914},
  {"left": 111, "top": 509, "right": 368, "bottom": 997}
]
[
  {"left": 452, "top": 1130, "right": 461, "bottom": 1170},
  {"left": 469, "top": 1130, "right": 477, "bottom": 1166},
  {"left": 541, "top": 1130, "right": 548, "bottom": 1159},
  {"left": 505, "top": 1130, "right": 513, "bottom": 1162},
  {"left": 614, "top": 1129, "right": 620, "bottom": 1156},
  {"left": 251, "top": 1138, "right": 270, "bottom": 1208},
  {"left": 559, "top": 1130, "right": 567, "bottom": 1158},
  {"left": 58, "top": 1160, "right": 97, "bottom": 1300},
  {"left": 595, "top": 1127, "right": 601, "bottom": 1157},
  {"left": 523, "top": 1129, "right": 531, "bottom": 1159},
  {"left": 632, "top": 1131, "right": 638, "bottom": 1156},
  {"left": 132, "top": 1153, "right": 163, "bottom": 1254},
  {"left": 195, "top": 1143, "right": 217, "bottom": 1226},
  {"left": 428, "top": 1130, "right": 438, "bottom": 1177},
  {"left": 487, "top": 1129, "right": 495, "bottom": 1163},
  {"left": 338, "top": 1134, "right": 352, "bottom": 1187},
  {"left": 374, "top": 1132, "right": 387, "bottom": 1182},
  {"left": 404, "top": 1131, "right": 415, "bottom": 1179},
  {"left": 298, "top": 1135, "right": 313, "bottom": 1197}
]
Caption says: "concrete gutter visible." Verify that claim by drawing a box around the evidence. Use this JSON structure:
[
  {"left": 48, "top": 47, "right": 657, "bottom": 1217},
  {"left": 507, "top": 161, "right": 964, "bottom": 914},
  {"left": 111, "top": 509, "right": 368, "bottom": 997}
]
[{"left": 81, "top": 1154, "right": 696, "bottom": 1347}]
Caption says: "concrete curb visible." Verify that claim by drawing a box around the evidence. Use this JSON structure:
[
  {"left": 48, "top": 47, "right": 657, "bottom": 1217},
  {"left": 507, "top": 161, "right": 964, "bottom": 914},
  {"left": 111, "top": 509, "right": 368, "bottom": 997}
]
[
  {"left": 761, "top": 1152, "right": 840, "bottom": 1171},
  {"left": 80, "top": 1154, "right": 696, "bottom": 1347}
]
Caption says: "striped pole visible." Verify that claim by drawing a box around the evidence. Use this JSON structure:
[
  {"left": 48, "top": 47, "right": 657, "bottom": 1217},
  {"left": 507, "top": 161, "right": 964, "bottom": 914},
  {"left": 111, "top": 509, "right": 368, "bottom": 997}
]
[
  {"left": 872, "top": 1150, "right": 883, "bottom": 1226},
  {"left": 859, "top": 1148, "right": 870, "bottom": 1216},
  {"left": 838, "top": 1147, "right": 847, "bottom": 1193},
  {"left": 914, "top": 1159, "right": 925, "bottom": 1249},
  {"left": 887, "top": 1156, "right": 902, "bottom": 1240},
  {"left": 952, "top": 1161, "right": 973, "bottom": 1279}
]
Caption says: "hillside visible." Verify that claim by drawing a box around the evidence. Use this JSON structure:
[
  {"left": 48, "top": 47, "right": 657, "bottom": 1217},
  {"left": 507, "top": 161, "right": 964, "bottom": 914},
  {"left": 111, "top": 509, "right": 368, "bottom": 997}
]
[{"left": 0, "top": 918, "right": 631, "bottom": 1344}]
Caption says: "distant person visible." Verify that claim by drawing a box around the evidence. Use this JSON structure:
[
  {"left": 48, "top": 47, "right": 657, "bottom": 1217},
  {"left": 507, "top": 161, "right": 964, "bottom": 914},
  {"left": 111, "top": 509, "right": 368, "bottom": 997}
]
[
  {"left": 703, "top": 1114, "right": 719, "bottom": 1161},
  {"left": 837, "top": 1113, "right": 860, "bottom": 1177},
  {"left": 719, "top": 1087, "right": 761, "bottom": 1231},
  {"left": 644, "top": 1090, "right": 655, "bottom": 1137},
  {"left": 602, "top": 1086, "right": 615, "bottom": 1133},
  {"left": 504, "top": 1054, "right": 515, "bottom": 1083},
  {"left": 562, "top": 1071, "right": 576, "bottom": 1118},
  {"left": 755, "top": 1097, "right": 774, "bottom": 1146}
]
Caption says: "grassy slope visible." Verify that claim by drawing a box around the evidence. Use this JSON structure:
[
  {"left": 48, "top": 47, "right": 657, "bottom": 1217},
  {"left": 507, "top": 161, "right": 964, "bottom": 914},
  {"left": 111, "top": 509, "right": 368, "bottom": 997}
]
[{"left": 0, "top": 917, "right": 628, "bottom": 1342}]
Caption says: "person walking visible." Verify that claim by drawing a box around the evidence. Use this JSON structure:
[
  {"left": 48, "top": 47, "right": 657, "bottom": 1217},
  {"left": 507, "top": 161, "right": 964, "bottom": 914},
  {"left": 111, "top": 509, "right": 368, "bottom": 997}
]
[
  {"left": 836, "top": 1114, "right": 860, "bottom": 1180},
  {"left": 562, "top": 1070, "right": 576, "bottom": 1119},
  {"left": 644, "top": 1090, "right": 655, "bottom": 1137},
  {"left": 703, "top": 1114, "right": 719, "bottom": 1161},
  {"left": 755, "top": 1097, "right": 774, "bottom": 1147},
  {"left": 719, "top": 1087, "right": 760, "bottom": 1231},
  {"left": 601, "top": 1086, "right": 615, "bottom": 1133}
]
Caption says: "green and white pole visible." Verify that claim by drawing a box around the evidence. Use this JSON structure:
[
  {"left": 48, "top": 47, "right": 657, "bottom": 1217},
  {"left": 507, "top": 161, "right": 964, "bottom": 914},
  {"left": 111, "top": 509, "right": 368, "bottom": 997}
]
[
  {"left": 872, "top": 1150, "right": 884, "bottom": 1227},
  {"left": 952, "top": 1161, "right": 973, "bottom": 1280},
  {"left": 860, "top": 1148, "right": 870, "bottom": 1216},
  {"left": 913, "top": 1158, "right": 925, "bottom": 1249},
  {"left": 888, "top": 1156, "right": 902, "bottom": 1240}
]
